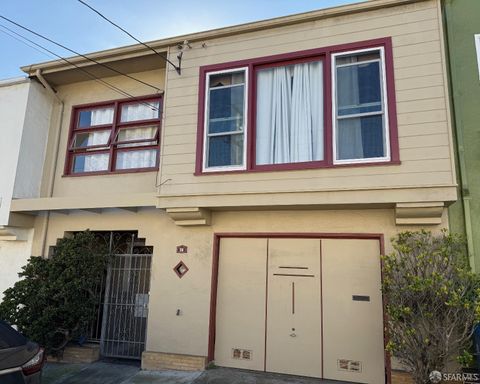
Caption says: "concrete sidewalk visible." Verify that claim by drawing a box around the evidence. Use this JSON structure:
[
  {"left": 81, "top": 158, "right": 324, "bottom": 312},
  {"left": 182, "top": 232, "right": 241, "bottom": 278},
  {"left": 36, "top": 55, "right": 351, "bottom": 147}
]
[{"left": 42, "top": 361, "right": 344, "bottom": 384}]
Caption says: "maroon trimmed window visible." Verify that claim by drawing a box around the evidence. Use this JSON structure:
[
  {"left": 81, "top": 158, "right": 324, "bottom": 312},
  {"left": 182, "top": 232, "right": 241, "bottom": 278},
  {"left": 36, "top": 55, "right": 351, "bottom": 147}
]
[
  {"left": 195, "top": 38, "right": 399, "bottom": 174},
  {"left": 65, "top": 95, "right": 162, "bottom": 175}
]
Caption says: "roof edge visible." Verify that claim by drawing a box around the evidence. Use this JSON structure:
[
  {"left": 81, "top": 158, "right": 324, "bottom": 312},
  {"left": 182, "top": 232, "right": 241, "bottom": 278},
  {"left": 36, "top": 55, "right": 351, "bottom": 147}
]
[{"left": 21, "top": 0, "right": 425, "bottom": 76}]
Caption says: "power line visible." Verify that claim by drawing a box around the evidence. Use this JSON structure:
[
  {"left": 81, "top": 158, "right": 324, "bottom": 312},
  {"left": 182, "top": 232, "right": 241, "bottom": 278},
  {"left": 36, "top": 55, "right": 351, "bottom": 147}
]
[
  {"left": 0, "top": 22, "right": 159, "bottom": 111},
  {"left": 0, "top": 24, "right": 57, "bottom": 60},
  {"left": 0, "top": 14, "right": 162, "bottom": 92},
  {"left": 76, "top": 0, "right": 181, "bottom": 74}
]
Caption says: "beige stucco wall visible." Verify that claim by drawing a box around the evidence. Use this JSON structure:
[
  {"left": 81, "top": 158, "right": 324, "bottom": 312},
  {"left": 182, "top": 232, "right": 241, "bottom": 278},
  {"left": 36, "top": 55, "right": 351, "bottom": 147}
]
[
  {"left": 35, "top": 207, "right": 448, "bottom": 357},
  {"left": 157, "top": 0, "right": 456, "bottom": 208}
]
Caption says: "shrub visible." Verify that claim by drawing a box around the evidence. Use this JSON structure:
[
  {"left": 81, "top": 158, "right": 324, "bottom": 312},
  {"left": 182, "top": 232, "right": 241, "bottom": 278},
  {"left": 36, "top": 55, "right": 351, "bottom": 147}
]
[
  {"left": 382, "top": 230, "right": 480, "bottom": 384},
  {"left": 0, "top": 231, "right": 110, "bottom": 354}
]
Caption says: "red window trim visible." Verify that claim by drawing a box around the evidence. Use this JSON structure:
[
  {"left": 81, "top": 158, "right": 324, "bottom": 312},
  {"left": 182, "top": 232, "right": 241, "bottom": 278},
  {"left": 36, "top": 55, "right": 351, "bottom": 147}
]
[
  {"left": 64, "top": 94, "right": 162, "bottom": 177},
  {"left": 195, "top": 37, "right": 400, "bottom": 176}
]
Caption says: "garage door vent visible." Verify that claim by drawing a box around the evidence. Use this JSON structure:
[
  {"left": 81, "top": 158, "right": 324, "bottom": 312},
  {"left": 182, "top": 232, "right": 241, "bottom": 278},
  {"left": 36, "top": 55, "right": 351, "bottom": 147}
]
[
  {"left": 232, "top": 348, "right": 252, "bottom": 360},
  {"left": 337, "top": 359, "right": 362, "bottom": 373}
]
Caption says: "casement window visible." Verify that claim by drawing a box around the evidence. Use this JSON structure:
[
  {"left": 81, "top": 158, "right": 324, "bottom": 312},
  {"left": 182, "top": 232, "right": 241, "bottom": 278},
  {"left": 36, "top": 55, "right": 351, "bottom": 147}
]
[
  {"left": 65, "top": 96, "right": 161, "bottom": 175},
  {"left": 197, "top": 38, "right": 398, "bottom": 174}
]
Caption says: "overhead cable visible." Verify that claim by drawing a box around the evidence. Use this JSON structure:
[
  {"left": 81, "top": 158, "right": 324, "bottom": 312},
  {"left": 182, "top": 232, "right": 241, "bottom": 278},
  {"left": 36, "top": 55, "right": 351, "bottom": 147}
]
[
  {"left": 0, "top": 14, "right": 162, "bottom": 92},
  {"left": 76, "top": 0, "right": 181, "bottom": 74},
  {"left": 0, "top": 22, "right": 159, "bottom": 111}
]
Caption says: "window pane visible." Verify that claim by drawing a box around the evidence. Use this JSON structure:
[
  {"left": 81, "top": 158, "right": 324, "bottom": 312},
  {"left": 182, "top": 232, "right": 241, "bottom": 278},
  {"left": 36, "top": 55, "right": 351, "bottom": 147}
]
[
  {"left": 73, "top": 130, "right": 110, "bottom": 149},
  {"left": 116, "top": 126, "right": 158, "bottom": 147},
  {"left": 209, "top": 71, "right": 244, "bottom": 88},
  {"left": 336, "top": 51, "right": 380, "bottom": 65},
  {"left": 208, "top": 86, "right": 244, "bottom": 133},
  {"left": 115, "top": 149, "right": 157, "bottom": 170},
  {"left": 78, "top": 107, "right": 114, "bottom": 128},
  {"left": 73, "top": 153, "right": 109, "bottom": 173},
  {"left": 337, "top": 60, "right": 382, "bottom": 116},
  {"left": 336, "top": 115, "right": 385, "bottom": 160},
  {"left": 256, "top": 60, "right": 324, "bottom": 165},
  {"left": 207, "top": 134, "right": 243, "bottom": 167},
  {"left": 120, "top": 101, "right": 160, "bottom": 122}
]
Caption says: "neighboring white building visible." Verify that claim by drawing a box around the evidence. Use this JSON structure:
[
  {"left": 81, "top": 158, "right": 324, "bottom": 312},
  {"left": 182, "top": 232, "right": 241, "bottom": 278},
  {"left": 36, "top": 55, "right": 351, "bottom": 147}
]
[{"left": 0, "top": 77, "right": 52, "bottom": 298}]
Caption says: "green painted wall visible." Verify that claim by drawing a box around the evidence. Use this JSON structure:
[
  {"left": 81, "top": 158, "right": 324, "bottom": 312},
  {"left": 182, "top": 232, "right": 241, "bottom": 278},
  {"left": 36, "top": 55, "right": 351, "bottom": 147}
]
[{"left": 444, "top": 0, "right": 480, "bottom": 271}]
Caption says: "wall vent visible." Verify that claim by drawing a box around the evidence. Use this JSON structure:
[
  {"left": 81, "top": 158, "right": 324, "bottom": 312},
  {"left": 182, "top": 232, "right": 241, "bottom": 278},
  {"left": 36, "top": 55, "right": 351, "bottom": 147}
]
[
  {"left": 337, "top": 359, "right": 362, "bottom": 372},
  {"left": 232, "top": 348, "right": 252, "bottom": 360}
]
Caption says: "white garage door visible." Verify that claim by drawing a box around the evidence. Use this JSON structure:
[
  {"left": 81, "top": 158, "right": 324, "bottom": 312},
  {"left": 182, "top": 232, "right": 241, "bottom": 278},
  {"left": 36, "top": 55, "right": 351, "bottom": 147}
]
[{"left": 214, "top": 237, "right": 385, "bottom": 383}]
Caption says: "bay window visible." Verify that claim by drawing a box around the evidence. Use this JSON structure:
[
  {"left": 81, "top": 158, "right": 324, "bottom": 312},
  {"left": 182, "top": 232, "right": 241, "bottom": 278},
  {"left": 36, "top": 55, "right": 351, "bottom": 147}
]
[
  {"left": 197, "top": 38, "right": 398, "bottom": 174},
  {"left": 66, "top": 96, "right": 161, "bottom": 175}
]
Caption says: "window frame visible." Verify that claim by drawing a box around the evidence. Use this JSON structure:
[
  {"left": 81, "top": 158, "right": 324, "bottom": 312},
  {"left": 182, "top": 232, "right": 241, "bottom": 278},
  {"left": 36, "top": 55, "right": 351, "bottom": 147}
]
[
  {"left": 202, "top": 67, "right": 249, "bottom": 172},
  {"left": 195, "top": 37, "right": 399, "bottom": 175},
  {"left": 64, "top": 94, "right": 162, "bottom": 176},
  {"left": 475, "top": 34, "right": 480, "bottom": 80},
  {"left": 331, "top": 46, "right": 391, "bottom": 165}
]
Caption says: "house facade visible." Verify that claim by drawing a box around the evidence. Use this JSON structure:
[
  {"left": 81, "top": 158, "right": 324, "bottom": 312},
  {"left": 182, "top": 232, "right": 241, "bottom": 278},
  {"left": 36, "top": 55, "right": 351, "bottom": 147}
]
[
  {"left": 10, "top": 0, "right": 456, "bottom": 383},
  {"left": 0, "top": 77, "right": 52, "bottom": 298},
  {"left": 444, "top": 0, "right": 480, "bottom": 272}
]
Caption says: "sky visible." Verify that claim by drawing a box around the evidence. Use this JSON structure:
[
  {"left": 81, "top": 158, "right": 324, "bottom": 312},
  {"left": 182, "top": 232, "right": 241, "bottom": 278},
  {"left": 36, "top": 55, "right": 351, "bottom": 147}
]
[{"left": 0, "top": 0, "right": 365, "bottom": 80}]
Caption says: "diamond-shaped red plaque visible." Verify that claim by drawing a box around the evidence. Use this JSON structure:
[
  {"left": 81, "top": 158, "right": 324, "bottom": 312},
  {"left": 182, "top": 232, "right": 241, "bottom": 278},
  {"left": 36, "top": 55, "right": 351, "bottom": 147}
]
[{"left": 173, "top": 261, "right": 189, "bottom": 278}]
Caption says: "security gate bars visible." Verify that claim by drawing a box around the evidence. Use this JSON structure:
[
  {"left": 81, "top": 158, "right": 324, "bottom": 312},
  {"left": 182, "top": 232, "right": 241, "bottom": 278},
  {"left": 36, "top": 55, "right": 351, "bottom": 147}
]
[{"left": 87, "top": 232, "right": 152, "bottom": 360}]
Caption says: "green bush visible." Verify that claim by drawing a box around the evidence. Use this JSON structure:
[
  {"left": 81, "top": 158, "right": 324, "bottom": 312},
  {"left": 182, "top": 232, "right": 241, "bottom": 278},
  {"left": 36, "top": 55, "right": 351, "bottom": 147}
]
[
  {"left": 383, "top": 230, "right": 480, "bottom": 384},
  {"left": 0, "top": 231, "right": 110, "bottom": 354}
]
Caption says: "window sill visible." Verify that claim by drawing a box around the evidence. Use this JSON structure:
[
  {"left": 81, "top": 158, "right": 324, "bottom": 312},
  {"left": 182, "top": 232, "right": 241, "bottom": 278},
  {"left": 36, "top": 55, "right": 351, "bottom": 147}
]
[
  {"left": 63, "top": 167, "right": 159, "bottom": 177},
  {"left": 194, "top": 159, "right": 401, "bottom": 176}
]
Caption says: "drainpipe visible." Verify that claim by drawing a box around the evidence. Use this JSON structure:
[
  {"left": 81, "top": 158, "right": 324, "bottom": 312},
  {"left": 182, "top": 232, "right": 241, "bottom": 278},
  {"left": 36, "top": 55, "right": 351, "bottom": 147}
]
[
  {"left": 35, "top": 69, "right": 65, "bottom": 257},
  {"left": 442, "top": 1, "right": 476, "bottom": 271}
]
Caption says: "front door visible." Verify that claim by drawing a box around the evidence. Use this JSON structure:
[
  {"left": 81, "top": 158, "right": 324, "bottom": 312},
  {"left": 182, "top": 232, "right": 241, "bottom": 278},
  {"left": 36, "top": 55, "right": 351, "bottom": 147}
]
[{"left": 266, "top": 239, "right": 322, "bottom": 377}]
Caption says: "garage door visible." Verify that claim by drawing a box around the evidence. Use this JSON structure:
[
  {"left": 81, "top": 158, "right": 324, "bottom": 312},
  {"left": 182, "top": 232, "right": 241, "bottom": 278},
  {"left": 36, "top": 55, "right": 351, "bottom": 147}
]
[{"left": 214, "top": 237, "right": 385, "bottom": 384}]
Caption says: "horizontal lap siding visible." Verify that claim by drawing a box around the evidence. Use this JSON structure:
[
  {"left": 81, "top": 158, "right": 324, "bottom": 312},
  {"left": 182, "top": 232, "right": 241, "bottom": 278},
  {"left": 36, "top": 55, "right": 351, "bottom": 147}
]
[{"left": 159, "top": 0, "right": 454, "bottom": 197}]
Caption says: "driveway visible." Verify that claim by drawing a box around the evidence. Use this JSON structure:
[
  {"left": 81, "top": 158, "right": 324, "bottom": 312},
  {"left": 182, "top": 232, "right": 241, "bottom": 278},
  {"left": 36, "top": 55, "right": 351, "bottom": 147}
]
[{"left": 42, "top": 361, "right": 346, "bottom": 384}]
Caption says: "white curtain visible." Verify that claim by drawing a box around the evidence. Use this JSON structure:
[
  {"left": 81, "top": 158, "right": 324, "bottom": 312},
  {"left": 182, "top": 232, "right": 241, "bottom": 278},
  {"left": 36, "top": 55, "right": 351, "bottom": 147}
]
[
  {"left": 336, "top": 65, "right": 363, "bottom": 160},
  {"left": 85, "top": 131, "right": 110, "bottom": 146},
  {"left": 82, "top": 153, "right": 109, "bottom": 172},
  {"left": 256, "top": 61, "right": 323, "bottom": 165},
  {"left": 116, "top": 149, "right": 157, "bottom": 170},
  {"left": 90, "top": 107, "right": 114, "bottom": 126},
  {"left": 119, "top": 126, "right": 156, "bottom": 142},
  {"left": 121, "top": 101, "right": 159, "bottom": 122}
]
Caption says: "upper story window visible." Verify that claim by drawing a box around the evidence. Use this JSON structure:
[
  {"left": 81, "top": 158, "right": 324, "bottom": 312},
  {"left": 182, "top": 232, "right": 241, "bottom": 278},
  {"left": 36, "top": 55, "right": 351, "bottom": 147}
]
[
  {"left": 196, "top": 38, "right": 398, "bottom": 174},
  {"left": 333, "top": 48, "right": 389, "bottom": 164},
  {"left": 65, "top": 96, "right": 162, "bottom": 175}
]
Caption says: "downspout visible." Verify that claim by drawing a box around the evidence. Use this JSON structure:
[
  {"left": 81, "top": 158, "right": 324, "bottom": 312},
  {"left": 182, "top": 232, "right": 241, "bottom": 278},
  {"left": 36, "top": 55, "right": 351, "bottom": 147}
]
[
  {"left": 35, "top": 69, "right": 65, "bottom": 257},
  {"left": 442, "top": 1, "right": 475, "bottom": 271}
]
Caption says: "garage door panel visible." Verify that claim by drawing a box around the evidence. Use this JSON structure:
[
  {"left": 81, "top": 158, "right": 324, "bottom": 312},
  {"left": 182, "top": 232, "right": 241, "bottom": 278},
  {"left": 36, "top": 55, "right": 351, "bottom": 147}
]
[
  {"left": 322, "top": 239, "right": 385, "bottom": 384},
  {"left": 214, "top": 238, "right": 267, "bottom": 371},
  {"left": 266, "top": 239, "right": 322, "bottom": 378}
]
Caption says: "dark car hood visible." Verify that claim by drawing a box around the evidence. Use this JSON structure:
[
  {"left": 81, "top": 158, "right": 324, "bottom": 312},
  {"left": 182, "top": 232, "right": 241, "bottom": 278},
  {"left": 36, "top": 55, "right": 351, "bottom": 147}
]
[{"left": 0, "top": 341, "right": 39, "bottom": 370}]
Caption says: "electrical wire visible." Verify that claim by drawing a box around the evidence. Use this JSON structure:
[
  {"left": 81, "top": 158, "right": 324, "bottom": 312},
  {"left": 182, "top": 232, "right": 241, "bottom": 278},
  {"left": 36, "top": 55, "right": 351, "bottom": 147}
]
[
  {"left": 0, "top": 14, "right": 162, "bottom": 92},
  {"left": 0, "top": 24, "right": 56, "bottom": 61},
  {"left": 0, "top": 22, "right": 159, "bottom": 111},
  {"left": 76, "top": 0, "right": 180, "bottom": 73}
]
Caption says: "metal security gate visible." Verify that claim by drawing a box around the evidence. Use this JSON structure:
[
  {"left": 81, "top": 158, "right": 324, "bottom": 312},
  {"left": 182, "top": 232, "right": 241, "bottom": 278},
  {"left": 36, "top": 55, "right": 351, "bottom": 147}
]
[{"left": 86, "top": 232, "right": 152, "bottom": 360}]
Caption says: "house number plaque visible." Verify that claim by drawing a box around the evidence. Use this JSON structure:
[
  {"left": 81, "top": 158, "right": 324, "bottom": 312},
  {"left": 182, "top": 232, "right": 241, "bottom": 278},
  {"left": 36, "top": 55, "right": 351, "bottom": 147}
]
[{"left": 176, "top": 245, "right": 188, "bottom": 254}]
